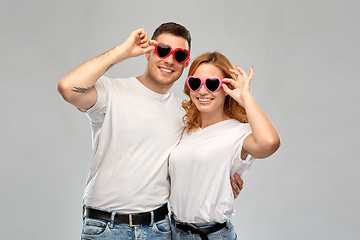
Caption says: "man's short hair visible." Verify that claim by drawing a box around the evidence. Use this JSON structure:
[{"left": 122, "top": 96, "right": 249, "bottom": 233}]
[{"left": 152, "top": 22, "right": 192, "bottom": 51}]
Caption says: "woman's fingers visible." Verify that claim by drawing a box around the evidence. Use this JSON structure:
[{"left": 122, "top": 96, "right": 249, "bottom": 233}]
[
  {"left": 230, "top": 66, "right": 254, "bottom": 82},
  {"left": 221, "top": 77, "right": 236, "bottom": 85},
  {"left": 249, "top": 66, "right": 254, "bottom": 80},
  {"left": 236, "top": 66, "right": 247, "bottom": 77}
]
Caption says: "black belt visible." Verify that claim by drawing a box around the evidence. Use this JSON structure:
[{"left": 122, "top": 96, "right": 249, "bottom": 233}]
[
  {"left": 84, "top": 203, "right": 168, "bottom": 227},
  {"left": 171, "top": 214, "right": 226, "bottom": 240}
]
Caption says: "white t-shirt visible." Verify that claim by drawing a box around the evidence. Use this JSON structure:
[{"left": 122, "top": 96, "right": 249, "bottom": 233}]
[
  {"left": 169, "top": 119, "right": 254, "bottom": 223},
  {"left": 83, "top": 76, "right": 184, "bottom": 213}
]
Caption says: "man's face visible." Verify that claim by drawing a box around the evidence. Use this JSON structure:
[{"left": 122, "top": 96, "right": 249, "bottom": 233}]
[{"left": 145, "top": 33, "right": 190, "bottom": 88}]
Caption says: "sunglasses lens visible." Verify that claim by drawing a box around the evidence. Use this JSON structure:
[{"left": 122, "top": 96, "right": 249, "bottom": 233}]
[
  {"left": 157, "top": 44, "right": 171, "bottom": 58},
  {"left": 174, "top": 49, "right": 189, "bottom": 63},
  {"left": 188, "top": 77, "right": 201, "bottom": 91},
  {"left": 205, "top": 78, "right": 221, "bottom": 92}
]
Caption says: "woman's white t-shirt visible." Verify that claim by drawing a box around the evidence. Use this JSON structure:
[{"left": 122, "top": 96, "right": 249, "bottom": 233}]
[{"left": 169, "top": 119, "right": 254, "bottom": 223}]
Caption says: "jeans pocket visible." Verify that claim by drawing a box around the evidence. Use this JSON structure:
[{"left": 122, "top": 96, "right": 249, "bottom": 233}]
[
  {"left": 153, "top": 215, "right": 171, "bottom": 235},
  {"left": 81, "top": 217, "right": 109, "bottom": 239},
  {"left": 220, "top": 222, "right": 237, "bottom": 240}
]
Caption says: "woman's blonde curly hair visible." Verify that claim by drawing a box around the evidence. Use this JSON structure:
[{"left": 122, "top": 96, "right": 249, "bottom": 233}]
[{"left": 182, "top": 52, "right": 248, "bottom": 133}]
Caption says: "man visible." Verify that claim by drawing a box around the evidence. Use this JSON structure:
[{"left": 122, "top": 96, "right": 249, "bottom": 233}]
[{"left": 58, "top": 22, "right": 242, "bottom": 240}]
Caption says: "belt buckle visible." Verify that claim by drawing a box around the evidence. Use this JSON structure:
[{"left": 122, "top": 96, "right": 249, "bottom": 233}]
[{"left": 129, "top": 214, "right": 140, "bottom": 227}]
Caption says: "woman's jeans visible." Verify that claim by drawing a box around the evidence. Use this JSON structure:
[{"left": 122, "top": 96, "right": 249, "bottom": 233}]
[{"left": 170, "top": 218, "right": 237, "bottom": 240}]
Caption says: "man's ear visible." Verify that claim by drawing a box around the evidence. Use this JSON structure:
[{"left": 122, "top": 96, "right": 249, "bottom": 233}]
[
  {"left": 185, "top": 58, "right": 191, "bottom": 69},
  {"left": 145, "top": 52, "right": 150, "bottom": 62}
]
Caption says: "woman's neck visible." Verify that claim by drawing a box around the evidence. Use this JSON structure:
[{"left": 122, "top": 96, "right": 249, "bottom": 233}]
[{"left": 200, "top": 111, "right": 231, "bottom": 129}]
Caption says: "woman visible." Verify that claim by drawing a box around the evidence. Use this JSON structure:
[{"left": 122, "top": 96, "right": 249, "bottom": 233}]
[{"left": 169, "top": 52, "right": 280, "bottom": 240}]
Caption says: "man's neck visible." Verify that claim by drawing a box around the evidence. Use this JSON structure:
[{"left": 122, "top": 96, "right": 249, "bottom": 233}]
[{"left": 136, "top": 73, "right": 173, "bottom": 94}]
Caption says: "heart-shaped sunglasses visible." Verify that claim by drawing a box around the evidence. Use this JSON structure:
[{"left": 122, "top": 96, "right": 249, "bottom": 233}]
[
  {"left": 155, "top": 43, "right": 190, "bottom": 64},
  {"left": 186, "top": 76, "right": 224, "bottom": 93}
]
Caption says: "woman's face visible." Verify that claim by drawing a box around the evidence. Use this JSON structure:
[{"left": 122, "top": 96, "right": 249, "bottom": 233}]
[{"left": 190, "top": 63, "right": 227, "bottom": 117}]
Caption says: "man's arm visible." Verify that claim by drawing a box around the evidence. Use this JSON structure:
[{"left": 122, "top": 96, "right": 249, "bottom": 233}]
[
  {"left": 231, "top": 173, "right": 243, "bottom": 199},
  {"left": 57, "top": 28, "right": 155, "bottom": 110}
]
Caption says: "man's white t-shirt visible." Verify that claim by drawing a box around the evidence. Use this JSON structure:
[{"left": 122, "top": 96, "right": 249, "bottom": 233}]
[
  {"left": 83, "top": 76, "right": 184, "bottom": 213},
  {"left": 169, "top": 119, "right": 254, "bottom": 223}
]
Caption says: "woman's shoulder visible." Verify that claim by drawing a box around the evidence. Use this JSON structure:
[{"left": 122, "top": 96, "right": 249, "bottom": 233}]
[
  {"left": 224, "top": 119, "right": 250, "bottom": 128},
  {"left": 224, "top": 119, "right": 252, "bottom": 138}
]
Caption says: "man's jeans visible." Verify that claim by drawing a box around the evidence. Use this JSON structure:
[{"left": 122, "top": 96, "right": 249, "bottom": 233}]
[{"left": 81, "top": 214, "right": 171, "bottom": 240}]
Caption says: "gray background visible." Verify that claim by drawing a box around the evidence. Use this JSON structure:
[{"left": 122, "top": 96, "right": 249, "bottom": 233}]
[{"left": 1, "top": 0, "right": 359, "bottom": 239}]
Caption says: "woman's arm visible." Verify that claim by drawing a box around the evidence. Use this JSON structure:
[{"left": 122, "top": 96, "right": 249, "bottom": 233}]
[{"left": 222, "top": 66, "right": 280, "bottom": 159}]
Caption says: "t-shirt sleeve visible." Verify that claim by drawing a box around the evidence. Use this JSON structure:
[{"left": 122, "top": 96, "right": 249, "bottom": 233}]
[
  {"left": 83, "top": 76, "right": 108, "bottom": 123},
  {"left": 236, "top": 123, "right": 252, "bottom": 157},
  {"left": 230, "top": 124, "right": 255, "bottom": 178}
]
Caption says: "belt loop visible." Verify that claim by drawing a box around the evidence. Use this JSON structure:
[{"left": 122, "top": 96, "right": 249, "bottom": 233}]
[
  {"left": 200, "top": 234, "right": 209, "bottom": 240},
  {"left": 109, "top": 211, "right": 116, "bottom": 229},
  {"left": 226, "top": 220, "right": 230, "bottom": 228},
  {"left": 82, "top": 204, "right": 85, "bottom": 221},
  {"left": 149, "top": 211, "right": 154, "bottom": 226}
]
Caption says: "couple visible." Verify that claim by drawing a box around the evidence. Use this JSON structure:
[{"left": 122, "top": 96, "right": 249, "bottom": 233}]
[{"left": 58, "top": 22, "right": 280, "bottom": 240}]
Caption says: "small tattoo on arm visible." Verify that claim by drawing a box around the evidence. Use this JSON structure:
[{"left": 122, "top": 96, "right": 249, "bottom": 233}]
[
  {"left": 72, "top": 87, "right": 91, "bottom": 93},
  {"left": 105, "top": 64, "right": 115, "bottom": 72}
]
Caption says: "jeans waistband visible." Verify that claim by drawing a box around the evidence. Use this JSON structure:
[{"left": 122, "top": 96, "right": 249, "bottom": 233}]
[{"left": 84, "top": 203, "right": 168, "bottom": 227}]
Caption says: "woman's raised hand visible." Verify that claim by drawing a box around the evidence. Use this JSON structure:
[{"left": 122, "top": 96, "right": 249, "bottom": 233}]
[{"left": 222, "top": 66, "right": 254, "bottom": 107}]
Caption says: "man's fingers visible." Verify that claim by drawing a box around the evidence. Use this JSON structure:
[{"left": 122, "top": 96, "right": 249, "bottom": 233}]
[
  {"left": 230, "top": 176, "right": 240, "bottom": 200},
  {"left": 149, "top": 39, "right": 157, "bottom": 47},
  {"left": 230, "top": 177, "right": 238, "bottom": 192},
  {"left": 233, "top": 173, "right": 243, "bottom": 190},
  {"left": 140, "top": 32, "right": 148, "bottom": 43}
]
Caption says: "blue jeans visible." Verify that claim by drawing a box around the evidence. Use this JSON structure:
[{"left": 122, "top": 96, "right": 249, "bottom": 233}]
[
  {"left": 170, "top": 218, "right": 237, "bottom": 240},
  {"left": 81, "top": 213, "right": 171, "bottom": 240}
]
